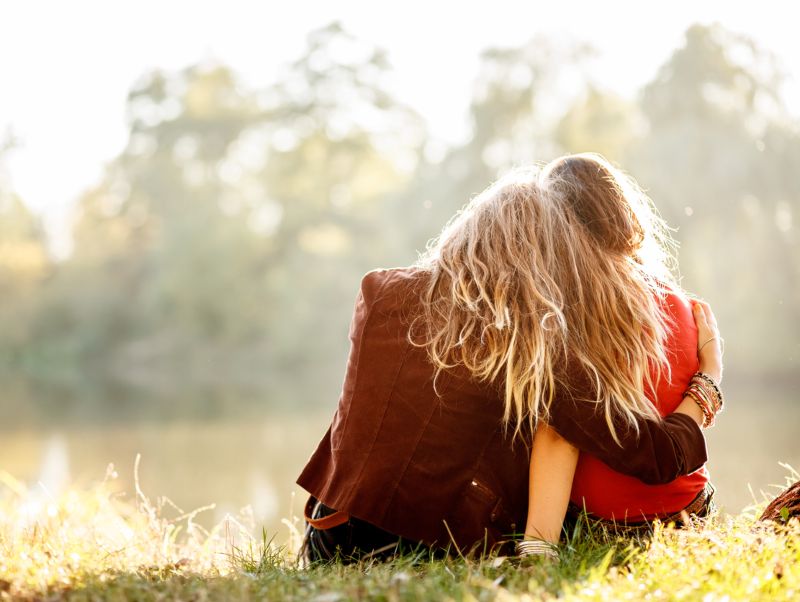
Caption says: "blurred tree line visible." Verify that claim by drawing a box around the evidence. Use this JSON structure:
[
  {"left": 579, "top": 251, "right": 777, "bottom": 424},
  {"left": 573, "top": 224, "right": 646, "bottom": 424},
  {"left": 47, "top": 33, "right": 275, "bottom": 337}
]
[{"left": 1, "top": 22, "right": 798, "bottom": 410}]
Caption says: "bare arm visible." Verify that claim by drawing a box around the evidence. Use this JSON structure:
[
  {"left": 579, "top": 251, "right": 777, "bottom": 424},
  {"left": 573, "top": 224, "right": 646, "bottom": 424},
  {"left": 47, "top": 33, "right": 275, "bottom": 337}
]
[
  {"left": 524, "top": 422, "right": 579, "bottom": 544},
  {"left": 673, "top": 300, "right": 724, "bottom": 426}
]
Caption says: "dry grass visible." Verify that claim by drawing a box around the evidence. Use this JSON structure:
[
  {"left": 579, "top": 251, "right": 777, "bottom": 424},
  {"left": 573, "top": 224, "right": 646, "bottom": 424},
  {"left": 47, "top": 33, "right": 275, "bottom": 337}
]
[{"left": 0, "top": 459, "right": 798, "bottom": 601}]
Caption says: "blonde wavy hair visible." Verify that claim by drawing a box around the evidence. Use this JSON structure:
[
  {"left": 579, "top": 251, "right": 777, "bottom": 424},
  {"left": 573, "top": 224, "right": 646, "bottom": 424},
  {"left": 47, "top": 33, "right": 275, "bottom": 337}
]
[{"left": 413, "top": 152, "right": 679, "bottom": 443}]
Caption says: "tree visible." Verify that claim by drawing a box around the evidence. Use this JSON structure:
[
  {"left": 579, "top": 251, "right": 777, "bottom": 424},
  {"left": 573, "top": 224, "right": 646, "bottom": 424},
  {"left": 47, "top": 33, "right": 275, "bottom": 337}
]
[
  {"left": 56, "top": 22, "right": 430, "bottom": 401},
  {"left": 239, "top": 22, "right": 428, "bottom": 388},
  {"left": 0, "top": 137, "right": 51, "bottom": 356},
  {"left": 393, "top": 36, "right": 593, "bottom": 255},
  {"left": 630, "top": 24, "right": 800, "bottom": 376},
  {"left": 554, "top": 88, "right": 641, "bottom": 164}
]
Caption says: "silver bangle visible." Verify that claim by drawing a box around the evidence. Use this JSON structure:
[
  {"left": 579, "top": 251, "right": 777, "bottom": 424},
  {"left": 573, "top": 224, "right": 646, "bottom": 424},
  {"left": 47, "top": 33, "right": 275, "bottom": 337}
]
[{"left": 516, "top": 539, "right": 559, "bottom": 559}]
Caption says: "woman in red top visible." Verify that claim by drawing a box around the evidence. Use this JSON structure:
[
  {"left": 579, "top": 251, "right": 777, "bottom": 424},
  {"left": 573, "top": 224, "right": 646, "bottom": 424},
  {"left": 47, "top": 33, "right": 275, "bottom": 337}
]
[
  {"left": 522, "top": 154, "right": 723, "bottom": 556},
  {"left": 569, "top": 288, "right": 709, "bottom": 521}
]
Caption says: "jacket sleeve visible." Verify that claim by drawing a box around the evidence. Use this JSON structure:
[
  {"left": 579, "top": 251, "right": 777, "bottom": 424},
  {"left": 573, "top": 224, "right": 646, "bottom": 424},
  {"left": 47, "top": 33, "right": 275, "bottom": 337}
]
[{"left": 546, "top": 382, "right": 708, "bottom": 485}]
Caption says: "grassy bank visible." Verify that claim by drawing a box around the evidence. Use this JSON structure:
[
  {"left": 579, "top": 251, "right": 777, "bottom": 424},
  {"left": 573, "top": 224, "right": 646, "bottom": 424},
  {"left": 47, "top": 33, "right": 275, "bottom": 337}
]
[{"left": 0, "top": 462, "right": 797, "bottom": 601}]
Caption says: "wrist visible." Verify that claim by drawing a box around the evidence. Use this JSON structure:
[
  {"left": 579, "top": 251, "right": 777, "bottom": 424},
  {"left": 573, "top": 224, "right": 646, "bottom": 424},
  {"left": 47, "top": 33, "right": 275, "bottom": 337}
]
[
  {"left": 676, "top": 396, "right": 704, "bottom": 426},
  {"left": 698, "top": 362, "right": 722, "bottom": 384},
  {"left": 684, "top": 372, "right": 725, "bottom": 428}
]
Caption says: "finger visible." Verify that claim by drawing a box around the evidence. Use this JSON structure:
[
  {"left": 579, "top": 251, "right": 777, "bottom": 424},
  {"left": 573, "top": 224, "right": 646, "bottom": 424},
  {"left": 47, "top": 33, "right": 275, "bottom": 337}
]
[
  {"left": 697, "top": 300, "right": 718, "bottom": 329},
  {"left": 695, "top": 301, "right": 718, "bottom": 336},
  {"left": 704, "top": 303, "right": 718, "bottom": 330},
  {"left": 692, "top": 301, "right": 708, "bottom": 328},
  {"left": 702, "top": 307, "right": 718, "bottom": 337},
  {"left": 692, "top": 306, "right": 712, "bottom": 341}
]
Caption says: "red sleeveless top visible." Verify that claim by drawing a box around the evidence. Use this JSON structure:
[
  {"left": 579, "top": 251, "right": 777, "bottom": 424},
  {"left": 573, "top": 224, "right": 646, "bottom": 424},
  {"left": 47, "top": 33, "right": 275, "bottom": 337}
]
[{"left": 569, "top": 287, "right": 709, "bottom": 520}]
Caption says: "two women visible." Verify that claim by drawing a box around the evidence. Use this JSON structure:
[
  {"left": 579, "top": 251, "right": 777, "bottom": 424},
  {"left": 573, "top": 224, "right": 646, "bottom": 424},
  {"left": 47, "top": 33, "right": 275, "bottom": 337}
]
[{"left": 297, "top": 153, "right": 723, "bottom": 562}]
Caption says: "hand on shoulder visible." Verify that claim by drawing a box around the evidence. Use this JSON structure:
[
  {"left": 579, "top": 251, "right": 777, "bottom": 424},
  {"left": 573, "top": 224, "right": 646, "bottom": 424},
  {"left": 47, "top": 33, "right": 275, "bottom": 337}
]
[{"left": 692, "top": 300, "right": 723, "bottom": 384}]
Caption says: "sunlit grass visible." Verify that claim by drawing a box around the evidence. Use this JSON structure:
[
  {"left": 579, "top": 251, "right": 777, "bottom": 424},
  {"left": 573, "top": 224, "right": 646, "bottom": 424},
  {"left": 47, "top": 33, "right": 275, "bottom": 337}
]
[
  {"left": 0, "top": 454, "right": 266, "bottom": 597},
  {"left": 0, "top": 461, "right": 798, "bottom": 600}
]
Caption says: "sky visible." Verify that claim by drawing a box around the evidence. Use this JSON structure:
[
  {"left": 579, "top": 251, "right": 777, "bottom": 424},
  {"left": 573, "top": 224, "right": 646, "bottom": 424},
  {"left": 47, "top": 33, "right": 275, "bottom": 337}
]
[{"left": 1, "top": 0, "right": 798, "bottom": 249}]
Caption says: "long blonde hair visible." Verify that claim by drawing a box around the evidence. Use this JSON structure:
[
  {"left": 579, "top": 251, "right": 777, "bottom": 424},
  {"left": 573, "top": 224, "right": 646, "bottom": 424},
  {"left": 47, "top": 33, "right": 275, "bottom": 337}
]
[{"left": 413, "top": 152, "right": 679, "bottom": 443}]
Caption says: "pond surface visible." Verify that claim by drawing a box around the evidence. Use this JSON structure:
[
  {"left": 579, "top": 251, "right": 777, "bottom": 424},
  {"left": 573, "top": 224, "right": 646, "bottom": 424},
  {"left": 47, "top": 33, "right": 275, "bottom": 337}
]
[{"left": 1, "top": 378, "right": 797, "bottom": 542}]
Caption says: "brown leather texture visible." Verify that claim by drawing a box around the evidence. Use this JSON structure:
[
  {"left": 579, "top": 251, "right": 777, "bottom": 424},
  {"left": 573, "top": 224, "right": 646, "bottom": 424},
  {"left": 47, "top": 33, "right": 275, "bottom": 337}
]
[{"left": 297, "top": 267, "right": 708, "bottom": 553}]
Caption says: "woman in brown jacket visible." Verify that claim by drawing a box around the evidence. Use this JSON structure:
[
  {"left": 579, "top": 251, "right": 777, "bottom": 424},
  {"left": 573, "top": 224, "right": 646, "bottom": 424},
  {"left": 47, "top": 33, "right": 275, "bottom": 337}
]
[{"left": 297, "top": 154, "right": 721, "bottom": 562}]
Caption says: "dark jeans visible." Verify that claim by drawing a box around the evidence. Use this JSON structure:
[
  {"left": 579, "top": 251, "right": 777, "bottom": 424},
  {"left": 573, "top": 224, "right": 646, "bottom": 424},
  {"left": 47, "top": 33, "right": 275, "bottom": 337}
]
[{"left": 301, "top": 497, "right": 431, "bottom": 564}]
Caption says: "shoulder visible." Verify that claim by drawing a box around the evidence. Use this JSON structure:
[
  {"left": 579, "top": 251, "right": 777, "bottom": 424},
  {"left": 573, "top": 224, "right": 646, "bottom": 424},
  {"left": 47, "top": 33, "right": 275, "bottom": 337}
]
[
  {"left": 655, "top": 280, "right": 696, "bottom": 328},
  {"left": 359, "top": 266, "right": 430, "bottom": 312}
]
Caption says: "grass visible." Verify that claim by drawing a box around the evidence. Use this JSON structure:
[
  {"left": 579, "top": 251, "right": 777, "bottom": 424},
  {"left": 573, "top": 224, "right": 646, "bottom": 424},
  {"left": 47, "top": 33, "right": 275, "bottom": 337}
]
[{"left": 0, "top": 459, "right": 798, "bottom": 601}]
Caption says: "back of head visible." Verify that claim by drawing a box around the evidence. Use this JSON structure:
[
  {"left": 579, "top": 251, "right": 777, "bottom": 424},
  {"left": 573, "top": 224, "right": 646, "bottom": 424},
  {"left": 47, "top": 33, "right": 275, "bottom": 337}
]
[
  {"left": 415, "top": 153, "right": 678, "bottom": 442},
  {"left": 540, "top": 153, "right": 673, "bottom": 272}
]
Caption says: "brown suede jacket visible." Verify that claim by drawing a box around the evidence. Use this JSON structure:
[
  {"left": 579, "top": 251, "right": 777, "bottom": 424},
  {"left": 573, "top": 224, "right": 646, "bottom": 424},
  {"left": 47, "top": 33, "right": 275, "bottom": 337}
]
[{"left": 297, "top": 267, "right": 707, "bottom": 553}]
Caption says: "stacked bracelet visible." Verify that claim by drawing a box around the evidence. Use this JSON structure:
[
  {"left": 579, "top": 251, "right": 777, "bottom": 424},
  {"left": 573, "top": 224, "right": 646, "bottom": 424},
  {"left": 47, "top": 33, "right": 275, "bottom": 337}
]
[
  {"left": 516, "top": 539, "right": 559, "bottom": 560},
  {"left": 695, "top": 372, "right": 724, "bottom": 411},
  {"left": 684, "top": 371, "right": 724, "bottom": 428}
]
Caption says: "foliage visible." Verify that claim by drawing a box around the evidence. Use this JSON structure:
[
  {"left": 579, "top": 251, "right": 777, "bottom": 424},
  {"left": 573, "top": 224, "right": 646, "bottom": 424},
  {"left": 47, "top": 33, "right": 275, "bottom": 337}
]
[
  {"left": 1, "top": 22, "right": 799, "bottom": 401},
  {"left": 626, "top": 24, "right": 800, "bottom": 373}
]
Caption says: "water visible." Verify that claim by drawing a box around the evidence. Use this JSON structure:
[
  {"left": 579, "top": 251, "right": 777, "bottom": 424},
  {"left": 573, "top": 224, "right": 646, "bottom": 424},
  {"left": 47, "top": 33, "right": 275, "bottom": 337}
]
[
  {"left": 1, "top": 378, "right": 797, "bottom": 542},
  {"left": 0, "top": 376, "right": 335, "bottom": 540},
  {"left": 705, "top": 386, "right": 800, "bottom": 512}
]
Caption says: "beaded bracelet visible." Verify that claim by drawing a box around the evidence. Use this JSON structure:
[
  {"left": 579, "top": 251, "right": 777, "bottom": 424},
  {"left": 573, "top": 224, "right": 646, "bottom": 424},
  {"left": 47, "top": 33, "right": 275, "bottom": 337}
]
[
  {"left": 516, "top": 539, "right": 559, "bottom": 560},
  {"left": 694, "top": 379, "right": 721, "bottom": 413},
  {"left": 688, "top": 382, "right": 716, "bottom": 427},
  {"left": 685, "top": 385, "right": 715, "bottom": 428},
  {"left": 695, "top": 371, "right": 724, "bottom": 411},
  {"left": 693, "top": 373, "right": 723, "bottom": 414},
  {"left": 684, "top": 371, "right": 724, "bottom": 428}
]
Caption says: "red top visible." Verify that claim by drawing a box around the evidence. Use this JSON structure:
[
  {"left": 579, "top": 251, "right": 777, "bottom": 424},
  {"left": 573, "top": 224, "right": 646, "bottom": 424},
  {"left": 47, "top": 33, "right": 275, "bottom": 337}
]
[{"left": 569, "top": 287, "right": 709, "bottom": 520}]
